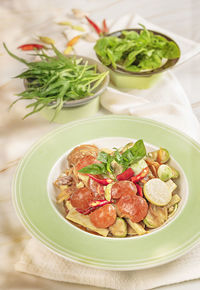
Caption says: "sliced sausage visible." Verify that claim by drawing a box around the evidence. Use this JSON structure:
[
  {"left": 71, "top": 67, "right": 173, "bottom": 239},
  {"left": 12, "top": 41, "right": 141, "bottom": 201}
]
[
  {"left": 67, "top": 144, "right": 99, "bottom": 166},
  {"left": 88, "top": 178, "right": 105, "bottom": 199},
  {"left": 75, "top": 155, "right": 98, "bottom": 172},
  {"left": 89, "top": 204, "right": 116, "bottom": 228},
  {"left": 116, "top": 195, "right": 148, "bottom": 223},
  {"left": 111, "top": 181, "right": 137, "bottom": 199},
  {"left": 70, "top": 187, "right": 94, "bottom": 210}
]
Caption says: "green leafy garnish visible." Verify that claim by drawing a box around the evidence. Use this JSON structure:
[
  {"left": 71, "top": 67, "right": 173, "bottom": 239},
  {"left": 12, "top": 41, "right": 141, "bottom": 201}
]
[
  {"left": 4, "top": 43, "right": 108, "bottom": 121},
  {"left": 78, "top": 163, "right": 107, "bottom": 175},
  {"left": 78, "top": 139, "right": 146, "bottom": 175},
  {"left": 94, "top": 25, "right": 180, "bottom": 72}
]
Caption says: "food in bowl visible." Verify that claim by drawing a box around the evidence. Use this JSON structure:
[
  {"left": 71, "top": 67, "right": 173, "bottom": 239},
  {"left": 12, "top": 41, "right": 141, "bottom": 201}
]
[
  {"left": 54, "top": 139, "right": 181, "bottom": 237},
  {"left": 94, "top": 25, "right": 180, "bottom": 73},
  {"left": 4, "top": 43, "right": 109, "bottom": 120}
]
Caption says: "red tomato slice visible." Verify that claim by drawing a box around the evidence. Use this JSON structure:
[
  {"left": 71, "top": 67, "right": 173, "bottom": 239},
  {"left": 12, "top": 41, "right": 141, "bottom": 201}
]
[
  {"left": 117, "top": 195, "right": 148, "bottom": 223},
  {"left": 70, "top": 187, "right": 94, "bottom": 210},
  {"left": 89, "top": 204, "right": 116, "bottom": 228},
  {"left": 111, "top": 180, "right": 137, "bottom": 199}
]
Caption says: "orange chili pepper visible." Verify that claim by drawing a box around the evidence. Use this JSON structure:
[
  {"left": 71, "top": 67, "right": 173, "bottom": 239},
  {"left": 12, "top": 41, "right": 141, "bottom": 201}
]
[{"left": 67, "top": 35, "right": 81, "bottom": 47}]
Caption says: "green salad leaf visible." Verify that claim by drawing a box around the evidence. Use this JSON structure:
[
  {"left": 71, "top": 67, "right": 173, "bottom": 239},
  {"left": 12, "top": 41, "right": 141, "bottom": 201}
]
[
  {"left": 94, "top": 25, "right": 180, "bottom": 72},
  {"left": 4, "top": 43, "right": 108, "bottom": 121}
]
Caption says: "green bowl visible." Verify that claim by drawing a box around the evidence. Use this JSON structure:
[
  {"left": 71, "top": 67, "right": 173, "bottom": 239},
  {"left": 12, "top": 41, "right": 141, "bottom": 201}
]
[
  {"left": 25, "top": 55, "right": 109, "bottom": 123},
  {"left": 96, "top": 29, "right": 180, "bottom": 90}
]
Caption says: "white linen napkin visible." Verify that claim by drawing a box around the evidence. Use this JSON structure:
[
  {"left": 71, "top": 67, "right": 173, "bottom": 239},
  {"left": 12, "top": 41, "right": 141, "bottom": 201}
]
[{"left": 1, "top": 7, "right": 200, "bottom": 290}]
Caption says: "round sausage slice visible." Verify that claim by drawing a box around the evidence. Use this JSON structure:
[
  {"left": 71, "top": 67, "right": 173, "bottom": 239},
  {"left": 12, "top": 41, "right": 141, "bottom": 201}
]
[
  {"left": 75, "top": 155, "right": 98, "bottom": 172},
  {"left": 67, "top": 144, "right": 99, "bottom": 166},
  {"left": 88, "top": 178, "right": 105, "bottom": 199},
  {"left": 117, "top": 195, "right": 148, "bottom": 223},
  {"left": 111, "top": 181, "right": 137, "bottom": 199},
  {"left": 89, "top": 204, "right": 116, "bottom": 228},
  {"left": 70, "top": 187, "right": 94, "bottom": 210}
]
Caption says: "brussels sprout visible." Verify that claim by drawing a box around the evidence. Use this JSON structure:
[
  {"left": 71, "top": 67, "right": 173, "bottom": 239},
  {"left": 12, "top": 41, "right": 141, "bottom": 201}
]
[
  {"left": 109, "top": 217, "right": 127, "bottom": 237},
  {"left": 170, "top": 166, "right": 179, "bottom": 179},
  {"left": 157, "top": 164, "right": 173, "bottom": 181},
  {"left": 157, "top": 148, "right": 170, "bottom": 163},
  {"left": 148, "top": 148, "right": 170, "bottom": 163}
]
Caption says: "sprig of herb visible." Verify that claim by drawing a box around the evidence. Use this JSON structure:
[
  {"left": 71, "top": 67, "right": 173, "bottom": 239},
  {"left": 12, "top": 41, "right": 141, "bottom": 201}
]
[
  {"left": 94, "top": 24, "right": 180, "bottom": 72},
  {"left": 79, "top": 139, "right": 146, "bottom": 175},
  {"left": 4, "top": 43, "right": 108, "bottom": 120}
]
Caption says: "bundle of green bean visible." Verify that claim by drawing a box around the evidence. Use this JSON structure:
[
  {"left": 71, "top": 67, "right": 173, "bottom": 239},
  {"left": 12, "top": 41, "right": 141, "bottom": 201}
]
[{"left": 4, "top": 44, "right": 108, "bottom": 120}]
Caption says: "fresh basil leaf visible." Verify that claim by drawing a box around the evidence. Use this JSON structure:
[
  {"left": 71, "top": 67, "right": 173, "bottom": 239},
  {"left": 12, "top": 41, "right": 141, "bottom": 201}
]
[
  {"left": 122, "top": 139, "right": 146, "bottom": 168},
  {"left": 98, "top": 151, "right": 109, "bottom": 163},
  {"left": 78, "top": 163, "right": 106, "bottom": 175}
]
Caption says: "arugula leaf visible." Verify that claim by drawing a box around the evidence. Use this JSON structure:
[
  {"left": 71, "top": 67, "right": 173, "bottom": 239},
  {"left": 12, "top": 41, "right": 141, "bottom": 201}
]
[{"left": 79, "top": 163, "right": 107, "bottom": 175}]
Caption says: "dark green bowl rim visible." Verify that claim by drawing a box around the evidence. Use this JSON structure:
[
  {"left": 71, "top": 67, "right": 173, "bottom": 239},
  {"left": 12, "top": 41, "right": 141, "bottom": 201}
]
[{"left": 96, "top": 28, "right": 181, "bottom": 77}]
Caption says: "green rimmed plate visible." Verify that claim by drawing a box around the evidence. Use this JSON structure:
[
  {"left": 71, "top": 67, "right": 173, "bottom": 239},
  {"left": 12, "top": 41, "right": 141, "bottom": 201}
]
[{"left": 13, "top": 115, "right": 200, "bottom": 270}]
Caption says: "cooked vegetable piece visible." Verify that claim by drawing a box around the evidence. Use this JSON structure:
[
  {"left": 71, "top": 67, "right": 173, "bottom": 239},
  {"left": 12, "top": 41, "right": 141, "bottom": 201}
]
[
  {"left": 168, "top": 204, "right": 178, "bottom": 217},
  {"left": 127, "top": 224, "right": 137, "bottom": 236},
  {"left": 157, "top": 148, "right": 170, "bottom": 163},
  {"left": 165, "top": 179, "right": 177, "bottom": 193},
  {"left": 56, "top": 189, "right": 71, "bottom": 203},
  {"left": 144, "top": 178, "right": 172, "bottom": 206},
  {"left": 104, "top": 183, "right": 114, "bottom": 201},
  {"left": 157, "top": 164, "right": 173, "bottom": 181},
  {"left": 117, "top": 194, "right": 148, "bottom": 223},
  {"left": 87, "top": 174, "right": 112, "bottom": 185},
  {"left": 167, "top": 194, "right": 181, "bottom": 208},
  {"left": 170, "top": 167, "right": 179, "bottom": 179},
  {"left": 66, "top": 206, "right": 109, "bottom": 236},
  {"left": 126, "top": 219, "right": 146, "bottom": 235},
  {"left": 109, "top": 217, "right": 127, "bottom": 237},
  {"left": 131, "top": 167, "right": 149, "bottom": 183},
  {"left": 143, "top": 204, "right": 168, "bottom": 228},
  {"left": 116, "top": 168, "right": 134, "bottom": 181},
  {"left": 131, "top": 159, "right": 148, "bottom": 175},
  {"left": 148, "top": 148, "right": 170, "bottom": 163}
]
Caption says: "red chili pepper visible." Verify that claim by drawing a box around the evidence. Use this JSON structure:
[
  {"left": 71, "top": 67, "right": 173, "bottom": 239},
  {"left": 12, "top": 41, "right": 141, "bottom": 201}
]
[
  {"left": 18, "top": 43, "right": 45, "bottom": 51},
  {"left": 76, "top": 200, "right": 111, "bottom": 215},
  {"left": 89, "top": 199, "right": 111, "bottom": 208},
  {"left": 85, "top": 16, "right": 102, "bottom": 35},
  {"left": 102, "top": 19, "right": 109, "bottom": 34},
  {"left": 135, "top": 183, "right": 143, "bottom": 197},
  {"left": 116, "top": 168, "right": 134, "bottom": 181},
  {"left": 87, "top": 174, "right": 113, "bottom": 185},
  {"left": 131, "top": 167, "right": 149, "bottom": 183},
  {"left": 76, "top": 207, "right": 95, "bottom": 215}
]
